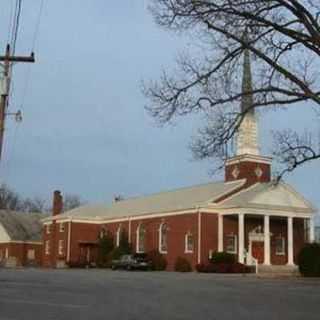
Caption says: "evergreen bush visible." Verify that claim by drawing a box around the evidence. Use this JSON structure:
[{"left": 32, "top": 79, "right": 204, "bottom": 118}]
[
  {"left": 111, "top": 230, "right": 132, "bottom": 260},
  {"left": 147, "top": 250, "right": 167, "bottom": 271},
  {"left": 210, "top": 251, "right": 236, "bottom": 264},
  {"left": 174, "top": 257, "right": 192, "bottom": 272},
  {"left": 97, "top": 231, "right": 114, "bottom": 267},
  {"left": 298, "top": 243, "right": 320, "bottom": 277}
]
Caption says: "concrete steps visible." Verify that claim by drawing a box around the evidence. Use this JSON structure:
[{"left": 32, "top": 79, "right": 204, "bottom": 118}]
[
  {"left": 257, "top": 265, "right": 300, "bottom": 277},
  {"left": 4, "top": 257, "right": 17, "bottom": 268}
]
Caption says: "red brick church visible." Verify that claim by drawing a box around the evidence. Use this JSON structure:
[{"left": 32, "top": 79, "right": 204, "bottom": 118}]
[{"left": 42, "top": 49, "right": 316, "bottom": 270}]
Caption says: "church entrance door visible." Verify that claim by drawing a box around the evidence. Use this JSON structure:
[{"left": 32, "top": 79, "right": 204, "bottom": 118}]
[{"left": 252, "top": 241, "right": 264, "bottom": 264}]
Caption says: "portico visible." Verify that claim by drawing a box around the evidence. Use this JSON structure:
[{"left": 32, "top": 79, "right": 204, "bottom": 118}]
[{"left": 217, "top": 210, "right": 315, "bottom": 266}]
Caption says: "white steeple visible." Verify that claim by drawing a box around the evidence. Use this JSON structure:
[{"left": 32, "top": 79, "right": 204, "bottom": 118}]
[{"left": 236, "top": 44, "right": 259, "bottom": 156}]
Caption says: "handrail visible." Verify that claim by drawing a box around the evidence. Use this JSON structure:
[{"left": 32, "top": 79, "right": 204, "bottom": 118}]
[{"left": 245, "top": 252, "right": 258, "bottom": 274}]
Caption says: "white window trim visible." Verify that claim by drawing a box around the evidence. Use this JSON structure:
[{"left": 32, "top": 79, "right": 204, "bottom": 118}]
[
  {"left": 136, "top": 224, "right": 145, "bottom": 253},
  {"left": 27, "top": 249, "right": 35, "bottom": 260},
  {"left": 45, "top": 240, "right": 50, "bottom": 255},
  {"left": 58, "top": 240, "right": 64, "bottom": 255},
  {"left": 275, "top": 237, "right": 286, "bottom": 256},
  {"left": 116, "top": 226, "right": 121, "bottom": 247},
  {"left": 59, "top": 223, "right": 65, "bottom": 233},
  {"left": 226, "top": 234, "right": 237, "bottom": 254},
  {"left": 184, "top": 233, "right": 194, "bottom": 254},
  {"left": 159, "top": 222, "right": 168, "bottom": 254},
  {"left": 46, "top": 224, "right": 51, "bottom": 234}
]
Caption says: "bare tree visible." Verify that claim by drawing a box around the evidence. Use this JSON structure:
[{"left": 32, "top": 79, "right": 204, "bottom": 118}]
[
  {"left": 0, "top": 184, "right": 47, "bottom": 213},
  {"left": 0, "top": 184, "right": 21, "bottom": 211},
  {"left": 20, "top": 197, "right": 47, "bottom": 213},
  {"left": 144, "top": 0, "right": 320, "bottom": 178},
  {"left": 63, "top": 194, "right": 83, "bottom": 212}
]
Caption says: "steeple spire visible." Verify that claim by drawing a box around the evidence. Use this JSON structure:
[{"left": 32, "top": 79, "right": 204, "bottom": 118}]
[{"left": 236, "top": 40, "right": 259, "bottom": 156}]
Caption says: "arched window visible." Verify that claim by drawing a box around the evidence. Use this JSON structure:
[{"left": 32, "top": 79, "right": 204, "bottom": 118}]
[
  {"left": 116, "top": 226, "right": 121, "bottom": 247},
  {"left": 99, "top": 227, "right": 106, "bottom": 239},
  {"left": 159, "top": 223, "right": 168, "bottom": 254},
  {"left": 136, "top": 224, "right": 146, "bottom": 253},
  {"left": 185, "top": 232, "right": 194, "bottom": 253}
]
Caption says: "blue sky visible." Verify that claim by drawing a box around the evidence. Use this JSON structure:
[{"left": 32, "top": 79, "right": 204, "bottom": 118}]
[{"left": 0, "top": 1, "right": 319, "bottom": 223}]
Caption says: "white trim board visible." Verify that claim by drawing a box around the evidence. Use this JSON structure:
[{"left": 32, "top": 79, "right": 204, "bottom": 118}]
[{"left": 0, "top": 240, "right": 42, "bottom": 245}]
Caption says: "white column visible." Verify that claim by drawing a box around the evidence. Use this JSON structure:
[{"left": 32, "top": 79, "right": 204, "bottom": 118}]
[
  {"left": 128, "top": 217, "right": 131, "bottom": 244},
  {"left": 198, "top": 211, "right": 201, "bottom": 263},
  {"left": 264, "top": 215, "right": 271, "bottom": 265},
  {"left": 218, "top": 214, "right": 223, "bottom": 252},
  {"left": 309, "top": 217, "right": 315, "bottom": 243},
  {"left": 287, "top": 217, "right": 294, "bottom": 266},
  {"left": 197, "top": 211, "right": 202, "bottom": 264},
  {"left": 238, "top": 213, "right": 245, "bottom": 264}
]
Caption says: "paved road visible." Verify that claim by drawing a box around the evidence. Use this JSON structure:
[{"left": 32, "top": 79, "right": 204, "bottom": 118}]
[{"left": 0, "top": 269, "right": 319, "bottom": 320}]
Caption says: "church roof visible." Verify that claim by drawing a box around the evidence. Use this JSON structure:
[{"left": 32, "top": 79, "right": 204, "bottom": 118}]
[
  {"left": 44, "top": 180, "right": 246, "bottom": 222},
  {"left": 215, "top": 181, "right": 316, "bottom": 214},
  {"left": 0, "top": 211, "right": 44, "bottom": 241}
]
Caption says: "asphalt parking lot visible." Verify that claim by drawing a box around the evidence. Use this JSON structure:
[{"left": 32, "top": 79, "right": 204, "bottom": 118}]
[{"left": 0, "top": 269, "right": 319, "bottom": 320}]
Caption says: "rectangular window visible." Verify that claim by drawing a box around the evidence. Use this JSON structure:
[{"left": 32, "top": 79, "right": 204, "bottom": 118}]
[
  {"left": 226, "top": 235, "right": 237, "bottom": 254},
  {"left": 185, "top": 233, "right": 194, "bottom": 253},
  {"left": 27, "top": 249, "right": 35, "bottom": 260},
  {"left": 45, "top": 241, "right": 50, "bottom": 255},
  {"left": 59, "top": 223, "right": 65, "bottom": 233},
  {"left": 275, "top": 237, "right": 285, "bottom": 255},
  {"left": 58, "top": 240, "right": 64, "bottom": 255},
  {"left": 46, "top": 224, "right": 51, "bottom": 234}
]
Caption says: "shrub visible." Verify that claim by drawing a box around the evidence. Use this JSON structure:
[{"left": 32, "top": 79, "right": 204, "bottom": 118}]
[
  {"left": 111, "top": 231, "right": 132, "bottom": 260},
  {"left": 210, "top": 251, "right": 236, "bottom": 264},
  {"left": 196, "top": 263, "right": 217, "bottom": 273},
  {"left": 230, "top": 262, "right": 247, "bottom": 273},
  {"left": 196, "top": 262, "right": 248, "bottom": 273},
  {"left": 174, "top": 257, "right": 192, "bottom": 272},
  {"left": 97, "top": 232, "right": 114, "bottom": 267},
  {"left": 196, "top": 263, "right": 207, "bottom": 273},
  {"left": 147, "top": 250, "right": 167, "bottom": 271},
  {"left": 215, "top": 263, "right": 231, "bottom": 273},
  {"left": 298, "top": 243, "right": 320, "bottom": 277},
  {"left": 67, "top": 261, "right": 87, "bottom": 268}
]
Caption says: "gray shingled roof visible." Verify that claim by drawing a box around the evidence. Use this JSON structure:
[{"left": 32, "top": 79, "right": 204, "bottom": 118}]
[
  {"left": 0, "top": 210, "right": 44, "bottom": 241},
  {"left": 45, "top": 180, "right": 245, "bottom": 222}
]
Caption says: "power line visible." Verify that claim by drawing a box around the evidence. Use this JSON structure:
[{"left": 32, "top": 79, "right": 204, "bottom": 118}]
[
  {"left": 6, "top": 0, "right": 15, "bottom": 44},
  {"left": 31, "top": 0, "right": 45, "bottom": 52},
  {"left": 2, "top": 0, "right": 45, "bottom": 171},
  {"left": 10, "top": 0, "right": 23, "bottom": 55}
]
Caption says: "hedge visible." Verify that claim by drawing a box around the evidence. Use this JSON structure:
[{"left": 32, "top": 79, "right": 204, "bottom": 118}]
[{"left": 298, "top": 243, "right": 320, "bottom": 277}]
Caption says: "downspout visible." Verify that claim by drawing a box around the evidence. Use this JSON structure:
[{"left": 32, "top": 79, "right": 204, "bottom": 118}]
[
  {"left": 128, "top": 216, "right": 131, "bottom": 244},
  {"left": 67, "top": 218, "right": 72, "bottom": 264},
  {"left": 197, "top": 207, "right": 202, "bottom": 264}
]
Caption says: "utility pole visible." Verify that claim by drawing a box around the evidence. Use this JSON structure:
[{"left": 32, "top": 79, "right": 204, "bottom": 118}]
[{"left": 0, "top": 44, "right": 35, "bottom": 160}]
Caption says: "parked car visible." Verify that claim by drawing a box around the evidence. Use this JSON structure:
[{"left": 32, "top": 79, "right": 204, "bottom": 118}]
[{"left": 111, "top": 254, "right": 151, "bottom": 270}]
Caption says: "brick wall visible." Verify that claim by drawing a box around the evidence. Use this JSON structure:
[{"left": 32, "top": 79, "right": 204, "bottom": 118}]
[
  {"left": 0, "top": 242, "right": 42, "bottom": 267},
  {"left": 42, "top": 212, "right": 222, "bottom": 270},
  {"left": 225, "top": 161, "right": 271, "bottom": 185},
  {"left": 42, "top": 213, "right": 306, "bottom": 269}
]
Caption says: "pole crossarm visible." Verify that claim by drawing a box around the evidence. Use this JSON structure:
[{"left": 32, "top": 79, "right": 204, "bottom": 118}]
[
  {"left": 0, "top": 54, "right": 35, "bottom": 63},
  {"left": 0, "top": 44, "right": 35, "bottom": 160}
]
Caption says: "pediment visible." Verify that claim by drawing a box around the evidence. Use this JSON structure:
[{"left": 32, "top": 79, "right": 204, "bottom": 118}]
[{"left": 250, "top": 183, "right": 312, "bottom": 210}]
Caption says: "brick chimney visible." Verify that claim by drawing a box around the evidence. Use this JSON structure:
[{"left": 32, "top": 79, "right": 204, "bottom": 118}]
[{"left": 52, "top": 190, "right": 63, "bottom": 216}]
